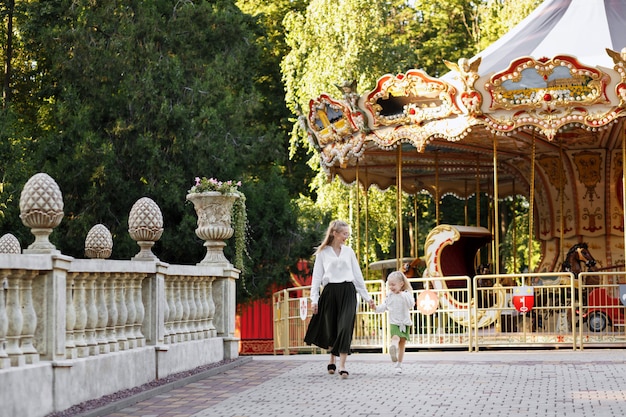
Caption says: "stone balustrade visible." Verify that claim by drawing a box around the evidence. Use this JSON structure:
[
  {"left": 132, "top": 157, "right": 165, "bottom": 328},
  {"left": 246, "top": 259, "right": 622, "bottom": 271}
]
[{"left": 0, "top": 173, "right": 240, "bottom": 417}]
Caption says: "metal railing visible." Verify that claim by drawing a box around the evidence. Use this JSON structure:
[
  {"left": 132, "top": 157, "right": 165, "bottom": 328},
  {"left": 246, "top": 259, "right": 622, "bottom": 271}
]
[{"left": 273, "top": 272, "right": 626, "bottom": 354}]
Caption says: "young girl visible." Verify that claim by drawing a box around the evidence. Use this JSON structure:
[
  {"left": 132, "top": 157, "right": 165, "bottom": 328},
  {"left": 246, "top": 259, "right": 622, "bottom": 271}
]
[{"left": 375, "top": 270, "right": 415, "bottom": 373}]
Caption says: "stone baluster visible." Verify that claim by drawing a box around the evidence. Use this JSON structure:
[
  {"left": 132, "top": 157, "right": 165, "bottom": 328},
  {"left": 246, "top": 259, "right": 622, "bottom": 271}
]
[
  {"left": 95, "top": 273, "right": 109, "bottom": 354},
  {"left": 84, "top": 273, "right": 99, "bottom": 356},
  {"left": 190, "top": 277, "right": 198, "bottom": 339},
  {"left": 5, "top": 270, "right": 24, "bottom": 366},
  {"left": 193, "top": 276, "right": 203, "bottom": 338},
  {"left": 181, "top": 276, "right": 191, "bottom": 340},
  {"left": 195, "top": 278, "right": 205, "bottom": 338},
  {"left": 206, "top": 277, "right": 216, "bottom": 337},
  {"left": 124, "top": 273, "right": 137, "bottom": 349},
  {"left": 65, "top": 272, "right": 77, "bottom": 359},
  {"left": 174, "top": 278, "right": 184, "bottom": 342},
  {"left": 198, "top": 278, "right": 210, "bottom": 338},
  {"left": 0, "top": 274, "right": 10, "bottom": 368},
  {"left": 116, "top": 273, "right": 129, "bottom": 350},
  {"left": 73, "top": 272, "right": 89, "bottom": 357},
  {"left": 105, "top": 272, "right": 119, "bottom": 352},
  {"left": 19, "top": 270, "right": 39, "bottom": 364},
  {"left": 132, "top": 274, "right": 145, "bottom": 347},
  {"left": 164, "top": 277, "right": 173, "bottom": 344}
]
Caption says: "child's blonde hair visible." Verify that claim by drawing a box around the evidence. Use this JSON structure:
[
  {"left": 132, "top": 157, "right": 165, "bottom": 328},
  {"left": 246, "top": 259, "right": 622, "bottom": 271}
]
[{"left": 387, "top": 270, "right": 412, "bottom": 292}]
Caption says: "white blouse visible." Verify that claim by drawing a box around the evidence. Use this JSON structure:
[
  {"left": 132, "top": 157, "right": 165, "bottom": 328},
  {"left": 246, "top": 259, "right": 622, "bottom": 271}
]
[{"left": 309, "top": 245, "right": 371, "bottom": 304}]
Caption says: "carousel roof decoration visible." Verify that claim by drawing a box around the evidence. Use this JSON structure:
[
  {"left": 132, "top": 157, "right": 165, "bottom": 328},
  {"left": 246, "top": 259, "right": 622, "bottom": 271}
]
[
  {"left": 304, "top": 0, "right": 626, "bottom": 196},
  {"left": 607, "top": 47, "right": 626, "bottom": 108},
  {"left": 479, "top": 55, "right": 619, "bottom": 139},
  {"left": 307, "top": 89, "right": 367, "bottom": 168},
  {"left": 360, "top": 69, "right": 463, "bottom": 149}
]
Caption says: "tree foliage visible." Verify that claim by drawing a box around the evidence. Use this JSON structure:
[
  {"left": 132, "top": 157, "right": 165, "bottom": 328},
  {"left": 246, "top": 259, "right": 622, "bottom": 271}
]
[
  {"left": 0, "top": 0, "right": 305, "bottom": 302},
  {"left": 477, "top": 0, "right": 544, "bottom": 50}
]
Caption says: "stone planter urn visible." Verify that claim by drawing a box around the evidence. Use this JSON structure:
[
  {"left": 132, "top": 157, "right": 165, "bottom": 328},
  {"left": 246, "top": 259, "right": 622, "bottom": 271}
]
[
  {"left": 186, "top": 192, "right": 238, "bottom": 265},
  {"left": 19, "top": 173, "right": 64, "bottom": 253}
]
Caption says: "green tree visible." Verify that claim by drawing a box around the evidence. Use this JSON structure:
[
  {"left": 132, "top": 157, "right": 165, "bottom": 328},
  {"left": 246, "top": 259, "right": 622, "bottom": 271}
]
[
  {"left": 0, "top": 0, "right": 302, "bottom": 302},
  {"left": 408, "top": 0, "right": 479, "bottom": 76},
  {"left": 477, "top": 0, "right": 543, "bottom": 50},
  {"left": 236, "top": 0, "right": 321, "bottom": 296},
  {"left": 282, "top": 0, "right": 423, "bottom": 266}
]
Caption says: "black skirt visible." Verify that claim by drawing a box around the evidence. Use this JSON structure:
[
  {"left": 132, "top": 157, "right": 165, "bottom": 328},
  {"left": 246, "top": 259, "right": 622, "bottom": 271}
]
[{"left": 304, "top": 281, "right": 357, "bottom": 356}]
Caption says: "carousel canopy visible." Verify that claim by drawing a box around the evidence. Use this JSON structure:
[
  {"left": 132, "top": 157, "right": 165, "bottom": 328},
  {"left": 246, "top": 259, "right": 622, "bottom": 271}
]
[
  {"left": 304, "top": 0, "right": 626, "bottom": 270},
  {"left": 468, "top": 0, "right": 626, "bottom": 77}
]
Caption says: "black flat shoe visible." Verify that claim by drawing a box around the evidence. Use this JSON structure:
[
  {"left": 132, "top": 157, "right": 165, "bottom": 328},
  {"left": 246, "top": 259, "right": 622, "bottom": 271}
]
[
  {"left": 339, "top": 370, "right": 349, "bottom": 379},
  {"left": 327, "top": 364, "right": 336, "bottom": 374}
]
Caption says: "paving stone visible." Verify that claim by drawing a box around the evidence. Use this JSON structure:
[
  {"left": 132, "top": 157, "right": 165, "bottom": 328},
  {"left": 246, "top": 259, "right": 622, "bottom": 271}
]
[{"left": 100, "top": 350, "right": 626, "bottom": 417}]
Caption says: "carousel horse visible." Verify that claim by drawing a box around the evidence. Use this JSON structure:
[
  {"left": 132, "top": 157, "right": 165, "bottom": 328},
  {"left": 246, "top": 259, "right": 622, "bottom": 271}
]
[
  {"left": 560, "top": 242, "right": 599, "bottom": 285},
  {"left": 535, "top": 242, "right": 599, "bottom": 332}
]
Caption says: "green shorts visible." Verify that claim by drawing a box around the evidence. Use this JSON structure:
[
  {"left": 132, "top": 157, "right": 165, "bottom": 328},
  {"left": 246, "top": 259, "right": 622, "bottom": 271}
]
[{"left": 390, "top": 323, "right": 410, "bottom": 340}]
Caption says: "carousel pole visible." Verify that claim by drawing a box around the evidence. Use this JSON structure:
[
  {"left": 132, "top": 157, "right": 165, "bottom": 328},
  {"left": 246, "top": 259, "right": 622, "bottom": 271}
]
[
  {"left": 512, "top": 180, "right": 517, "bottom": 273},
  {"left": 476, "top": 156, "right": 481, "bottom": 227},
  {"left": 435, "top": 150, "right": 440, "bottom": 226},
  {"left": 559, "top": 142, "right": 565, "bottom": 265},
  {"left": 622, "top": 125, "right": 626, "bottom": 270},
  {"left": 365, "top": 167, "right": 370, "bottom": 278},
  {"left": 355, "top": 160, "right": 361, "bottom": 266},
  {"left": 529, "top": 133, "right": 536, "bottom": 272},
  {"left": 622, "top": 126, "right": 626, "bottom": 270},
  {"left": 414, "top": 197, "right": 419, "bottom": 258},
  {"left": 475, "top": 155, "right": 481, "bottom": 265},
  {"left": 397, "top": 146, "right": 403, "bottom": 270},
  {"left": 492, "top": 133, "right": 500, "bottom": 275}
]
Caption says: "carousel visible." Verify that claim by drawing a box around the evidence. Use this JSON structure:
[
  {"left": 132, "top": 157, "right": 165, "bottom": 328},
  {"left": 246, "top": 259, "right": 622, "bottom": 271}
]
[{"left": 302, "top": 0, "right": 626, "bottom": 335}]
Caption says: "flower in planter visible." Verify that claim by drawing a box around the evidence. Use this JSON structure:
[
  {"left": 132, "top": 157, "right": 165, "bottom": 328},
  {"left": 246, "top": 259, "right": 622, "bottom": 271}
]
[{"left": 189, "top": 177, "right": 242, "bottom": 195}]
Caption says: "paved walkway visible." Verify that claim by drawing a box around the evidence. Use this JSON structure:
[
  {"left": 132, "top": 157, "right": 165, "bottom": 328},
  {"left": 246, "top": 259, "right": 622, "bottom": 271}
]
[{"left": 92, "top": 349, "right": 626, "bottom": 417}]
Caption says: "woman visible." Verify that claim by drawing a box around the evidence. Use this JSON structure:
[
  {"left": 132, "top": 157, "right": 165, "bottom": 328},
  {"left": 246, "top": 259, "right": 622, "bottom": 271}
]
[{"left": 304, "top": 220, "right": 376, "bottom": 379}]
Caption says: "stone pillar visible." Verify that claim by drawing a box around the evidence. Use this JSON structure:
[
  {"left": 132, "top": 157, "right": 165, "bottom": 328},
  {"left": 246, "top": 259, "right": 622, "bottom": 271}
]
[
  {"left": 38, "top": 255, "right": 72, "bottom": 362},
  {"left": 141, "top": 263, "right": 167, "bottom": 346},
  {"left": 213, "top": 267, "right": 239, "bottom": 359}
]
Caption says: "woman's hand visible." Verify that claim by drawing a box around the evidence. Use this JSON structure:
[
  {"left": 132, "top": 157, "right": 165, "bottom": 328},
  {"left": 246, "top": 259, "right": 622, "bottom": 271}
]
[{"left": 311, "top": 303, "right": 318, "bottom": 314}]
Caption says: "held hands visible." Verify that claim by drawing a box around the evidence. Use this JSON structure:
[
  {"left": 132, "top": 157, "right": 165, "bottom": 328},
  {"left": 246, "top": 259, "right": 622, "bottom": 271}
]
[{"left": 368, "top": 299, "right": 376, "bottom": 309}]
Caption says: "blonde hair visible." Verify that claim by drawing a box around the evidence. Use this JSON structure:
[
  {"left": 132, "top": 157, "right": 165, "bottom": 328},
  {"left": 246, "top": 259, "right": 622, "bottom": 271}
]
[
  {"left": 387, "top": 270, "right": 411, "bottom": 292},
  {"left": 315, "top": 220, "right": 350, "bottom": 254}
]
